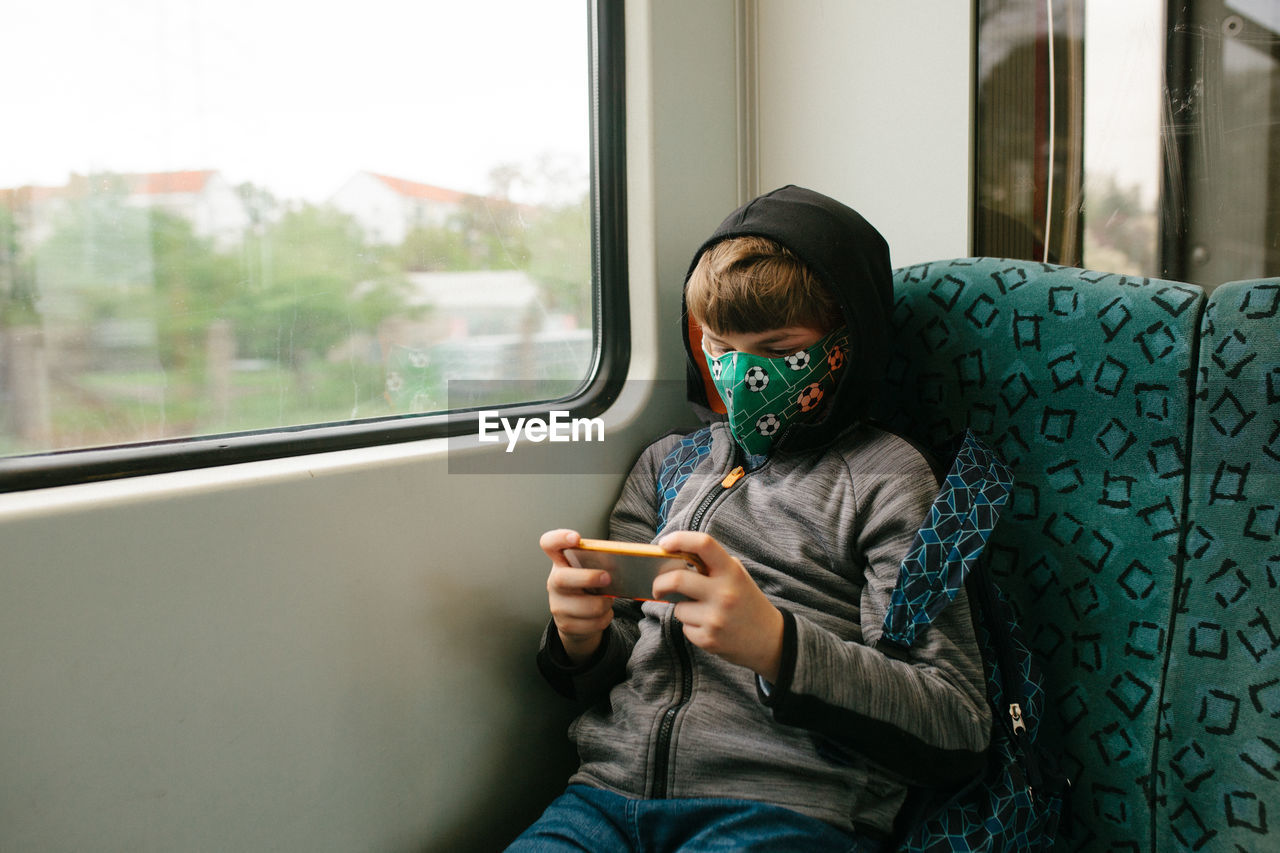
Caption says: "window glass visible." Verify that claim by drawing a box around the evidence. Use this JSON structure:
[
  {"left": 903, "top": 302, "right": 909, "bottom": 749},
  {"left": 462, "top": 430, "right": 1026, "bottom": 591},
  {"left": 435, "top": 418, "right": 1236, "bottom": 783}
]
[
  {"left": 1082, "top": 0, "right": 1162, "bottom": 277},
  {"left": 974, "top": 0, "right": 1280, "bottom": 289},
  {"left": 974, "top": 0, "right": 1086, "bottom": 266},
  {"left": 0, "top": 1, "right": 594, "bottom": 458},
  {"left": 1164, "top": 0, "right": 1280, "bottom": 285}
]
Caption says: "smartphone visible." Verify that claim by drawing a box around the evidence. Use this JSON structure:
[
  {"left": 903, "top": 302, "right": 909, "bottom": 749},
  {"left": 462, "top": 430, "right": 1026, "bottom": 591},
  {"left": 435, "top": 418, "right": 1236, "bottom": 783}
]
[{"left": 564, "top": 539, "right": 705, "bottom": 602}]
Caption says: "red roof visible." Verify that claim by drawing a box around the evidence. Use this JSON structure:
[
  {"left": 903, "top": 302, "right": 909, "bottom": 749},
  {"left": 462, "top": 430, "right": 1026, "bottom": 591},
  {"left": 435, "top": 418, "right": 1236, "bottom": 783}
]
[
  {"left": 2, "top": 171, "right": 223, "bottom": 211},
  {"left": 129, "top": 170, "right": 216, "bottom": 195},
  {"left": 369, "top": 172, "right": 467, "bottom": 203},
  {"left": 0, "top": 184, "right": 66, "bottom": 207}
]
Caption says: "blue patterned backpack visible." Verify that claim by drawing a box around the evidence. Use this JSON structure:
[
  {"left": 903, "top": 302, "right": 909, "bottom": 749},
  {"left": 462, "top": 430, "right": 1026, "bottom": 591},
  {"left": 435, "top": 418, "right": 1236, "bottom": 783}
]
[{"left": 881, "top": 431, "right": 1069, "bottom": 852}]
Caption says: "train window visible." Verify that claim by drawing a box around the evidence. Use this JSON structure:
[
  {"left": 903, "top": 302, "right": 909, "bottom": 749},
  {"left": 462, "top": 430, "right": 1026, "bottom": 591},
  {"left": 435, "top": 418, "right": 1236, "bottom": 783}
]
[
  {"left": 974, "top": 0, "right": 1279, "bottom": 288},
  {"left": 0, "top": 1, "right": 626, "bottom": 489}
]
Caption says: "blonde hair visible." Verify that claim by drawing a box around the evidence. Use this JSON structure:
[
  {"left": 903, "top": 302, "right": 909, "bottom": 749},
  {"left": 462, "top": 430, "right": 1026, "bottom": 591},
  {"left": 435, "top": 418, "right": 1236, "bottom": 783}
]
[{"left": 685, "top": 236, "right": 840, "bottom": 334}]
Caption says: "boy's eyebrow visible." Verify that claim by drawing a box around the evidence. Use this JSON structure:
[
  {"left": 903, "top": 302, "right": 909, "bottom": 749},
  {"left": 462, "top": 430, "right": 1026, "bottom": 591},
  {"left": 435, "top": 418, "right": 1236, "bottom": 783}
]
[
  {"left": 702, "top": 329, "right": 809, "bottom": 346},
  {"left": 753, "top": 330, "right": 808, "bottom": 345}
]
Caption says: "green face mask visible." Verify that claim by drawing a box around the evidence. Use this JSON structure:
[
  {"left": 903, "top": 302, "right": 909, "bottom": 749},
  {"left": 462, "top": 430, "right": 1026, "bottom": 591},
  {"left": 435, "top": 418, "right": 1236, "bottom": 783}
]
[{"left": 703, "top": 327, "right": 850, "bottom": 457}]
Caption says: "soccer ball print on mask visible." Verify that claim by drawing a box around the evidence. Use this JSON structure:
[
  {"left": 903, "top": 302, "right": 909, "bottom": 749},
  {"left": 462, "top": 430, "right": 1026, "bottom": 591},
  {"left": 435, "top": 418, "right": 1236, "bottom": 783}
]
[{"left": 703, "top": 327, "right": 850, "bottom": 457}]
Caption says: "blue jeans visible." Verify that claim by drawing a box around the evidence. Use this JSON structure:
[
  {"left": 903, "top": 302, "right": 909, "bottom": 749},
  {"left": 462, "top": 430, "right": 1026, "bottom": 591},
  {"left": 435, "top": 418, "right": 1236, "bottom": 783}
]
[{"left": 506, "top": 784, "right": 883, "bottom": 852}]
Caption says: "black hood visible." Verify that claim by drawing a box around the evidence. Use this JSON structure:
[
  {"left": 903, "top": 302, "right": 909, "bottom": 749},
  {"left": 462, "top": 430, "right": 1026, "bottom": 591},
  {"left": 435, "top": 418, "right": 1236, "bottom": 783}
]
[{"left": 681, "top": 185, "right": 893, "bottom": 452}]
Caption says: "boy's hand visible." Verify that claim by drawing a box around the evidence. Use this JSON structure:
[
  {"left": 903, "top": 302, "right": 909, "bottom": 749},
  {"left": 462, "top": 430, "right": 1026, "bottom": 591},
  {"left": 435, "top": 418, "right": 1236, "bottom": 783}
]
[
  {"left": 541, "top": 529, "right": 614, "bottom": 665},
  {"left": 651, "top": 531, "right": 784, "bottom": 683}
]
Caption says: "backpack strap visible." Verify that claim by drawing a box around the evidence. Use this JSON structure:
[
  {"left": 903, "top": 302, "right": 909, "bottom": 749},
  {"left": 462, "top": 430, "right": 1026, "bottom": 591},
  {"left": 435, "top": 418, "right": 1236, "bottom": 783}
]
[
  {"left": 654, "top": 426, "right": 715, "bottom": 534},
  {"left": 881, "top": 430, "right": 1014, "bottom": 648}
]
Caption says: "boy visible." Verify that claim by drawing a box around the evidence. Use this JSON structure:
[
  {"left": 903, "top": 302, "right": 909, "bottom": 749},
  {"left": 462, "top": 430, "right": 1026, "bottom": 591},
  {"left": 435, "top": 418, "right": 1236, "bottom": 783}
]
[{"left": 511, "top": 186, "right": 991, "bottom": 851}]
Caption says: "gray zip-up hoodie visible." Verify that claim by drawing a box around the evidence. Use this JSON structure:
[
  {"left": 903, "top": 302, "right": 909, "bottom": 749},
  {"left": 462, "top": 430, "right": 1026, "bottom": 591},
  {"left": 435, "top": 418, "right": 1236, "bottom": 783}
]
[{"left": 537, "top": 187, "right": 991, "bottom": 836}]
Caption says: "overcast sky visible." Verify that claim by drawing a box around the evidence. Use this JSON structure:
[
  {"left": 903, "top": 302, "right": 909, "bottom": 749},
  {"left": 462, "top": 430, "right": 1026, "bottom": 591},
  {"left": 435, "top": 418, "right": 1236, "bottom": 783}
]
[{"left": 2, "top": 0, "right": 590, "bottom": 202}]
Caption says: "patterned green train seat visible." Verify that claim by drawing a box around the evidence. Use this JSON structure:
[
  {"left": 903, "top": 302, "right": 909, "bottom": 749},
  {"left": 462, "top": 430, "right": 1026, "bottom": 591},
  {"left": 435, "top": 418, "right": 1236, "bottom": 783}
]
[
  {"left": 1157, "top": 277, "right": 1280, "bottom": 852},
  {"left": 872, "top": 258, "right": 1204, "bottom": 852}
]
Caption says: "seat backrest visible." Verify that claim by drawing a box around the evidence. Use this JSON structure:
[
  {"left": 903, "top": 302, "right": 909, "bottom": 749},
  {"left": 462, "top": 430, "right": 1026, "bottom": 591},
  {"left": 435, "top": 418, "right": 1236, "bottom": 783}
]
[
  {"left": 872, "top": 258, "right": 1204, "bottom": 851},
  {"left": 1157, "top": 277, "right": 1280, "bottom": 852}
]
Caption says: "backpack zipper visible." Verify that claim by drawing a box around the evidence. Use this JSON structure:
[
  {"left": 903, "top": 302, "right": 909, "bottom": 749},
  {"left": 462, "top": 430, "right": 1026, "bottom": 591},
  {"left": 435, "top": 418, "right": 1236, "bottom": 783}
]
[
  {"left": 1009, "top": 702, "right": 1027, "bottom": 736},
  {"left": 972, "top": 566, "right": 1043, "bottom": 801},
  {"left": 651, "top": 453, "right": 747, "bottom": 798}
]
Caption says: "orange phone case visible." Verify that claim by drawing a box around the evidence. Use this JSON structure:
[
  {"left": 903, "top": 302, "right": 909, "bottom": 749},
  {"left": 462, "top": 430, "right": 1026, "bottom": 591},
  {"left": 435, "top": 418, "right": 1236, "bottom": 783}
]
[{"left": 564, "top": 539, "right": 704, "bottom": 601}]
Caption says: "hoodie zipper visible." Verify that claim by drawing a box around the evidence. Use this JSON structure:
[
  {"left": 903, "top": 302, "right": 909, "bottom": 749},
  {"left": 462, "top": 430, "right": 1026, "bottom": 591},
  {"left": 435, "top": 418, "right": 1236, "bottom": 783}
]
[
  {"left": 689, "top": 462, "right": 745, "bottom": 530},
  {"left": 651, "top": 451, "right": 747, "bottom": 798},
  {"left": 650, "top": 613, "right": 693, "bottom": 798}
]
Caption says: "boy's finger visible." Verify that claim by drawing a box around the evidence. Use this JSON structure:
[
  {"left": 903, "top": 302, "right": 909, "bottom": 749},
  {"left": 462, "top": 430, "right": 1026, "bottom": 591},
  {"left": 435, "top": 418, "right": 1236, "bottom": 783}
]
[
  {"left": 656, "top": 531, "right": 731, "bottom": 576},
  {"left": 540, "top": 528, "right": 582, "bottom": 566},
  {"left": 554, "top": 594, "right": 614, "bottom": 621},
  {"left": 548, "top": 566, "right": 611, "bottom": 593},
  {"left": 669, "top": 599, "right": 710, "bottom": 631},
  {"left": 651, "top": 564, "right": 713, "bottom": 602},
  {"left": 557, "top": 618, "right": 613, "bottom": 640}
]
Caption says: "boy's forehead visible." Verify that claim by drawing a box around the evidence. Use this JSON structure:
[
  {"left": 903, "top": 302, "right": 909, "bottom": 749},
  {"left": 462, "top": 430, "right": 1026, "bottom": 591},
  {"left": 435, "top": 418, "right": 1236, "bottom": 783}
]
[{"left": 702, "top": 324, "right": 827, "bottom": 340}]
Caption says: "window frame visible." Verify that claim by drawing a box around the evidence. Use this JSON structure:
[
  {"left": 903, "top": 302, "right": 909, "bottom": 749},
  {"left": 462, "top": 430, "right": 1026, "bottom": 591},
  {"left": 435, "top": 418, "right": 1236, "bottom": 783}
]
[{"left": 0, "top": 0, "right": 628, "bottom": 493}]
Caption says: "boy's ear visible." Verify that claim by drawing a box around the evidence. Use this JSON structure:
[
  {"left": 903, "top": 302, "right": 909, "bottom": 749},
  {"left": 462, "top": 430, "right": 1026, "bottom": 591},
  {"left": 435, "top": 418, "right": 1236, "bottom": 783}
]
[{"left": 687, "top": 316, "right": 727, "bottom": 414}]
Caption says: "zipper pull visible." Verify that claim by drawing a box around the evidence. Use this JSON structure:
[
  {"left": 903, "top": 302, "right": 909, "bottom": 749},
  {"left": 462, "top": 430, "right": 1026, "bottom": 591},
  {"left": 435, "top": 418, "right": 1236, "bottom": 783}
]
[
  {"left": 1009, "top": 702, "right": 1027, "bottom": 737},
  {"left": 1009, "top": 701, "right": 1035, "bottom": 800},
  {"left": 721, "top": 466, "right": 745, "bottom": 488}
]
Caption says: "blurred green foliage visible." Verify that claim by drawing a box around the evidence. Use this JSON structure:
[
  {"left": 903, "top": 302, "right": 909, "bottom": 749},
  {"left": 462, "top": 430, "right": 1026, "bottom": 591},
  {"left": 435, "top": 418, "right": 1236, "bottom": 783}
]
[{"left": 0, "top": 162, "right": 591, "bottom": 454}]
